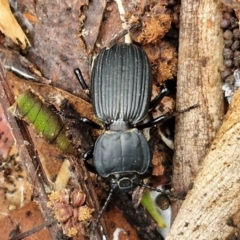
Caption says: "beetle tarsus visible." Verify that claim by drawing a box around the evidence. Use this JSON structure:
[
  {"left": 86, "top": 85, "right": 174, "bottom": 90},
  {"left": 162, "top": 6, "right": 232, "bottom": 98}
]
[
  {"left": 149, "top": 85, "right": 169, "bottom": 110},
  {"left": 175, "top": 103, "right": 199, "bottom": 114}
]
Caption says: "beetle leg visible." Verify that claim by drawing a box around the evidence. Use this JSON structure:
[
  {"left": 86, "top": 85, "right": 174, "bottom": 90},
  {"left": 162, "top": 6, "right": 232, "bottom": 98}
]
[
  {"left": 96, "top": 187, "right": 115, "bottom": 226},
  {"left": 138, "top": 104, "right": 199, "bottom": 129},
  {"left": 80, "top": 117, "right": 103, "bottom": 129},
  {"left": 54, "top": 105, "right": 102, "bottom": 129},
  {"left": 82, "top": 146, "right": 98, "bottom": 174},
  {"left": 83, "top": 146, "right": 94, "bottom": 160},
  {"left": 84, "top": 161, "right": 98, "bottom": 174},
  {"left": 137, "top": 114, "right": 170, "bottom": 129},
  {"left": 48, "top": 105, "right": 103, "bottom": 130},
  {"left": 74, "top": 68, "right": 90, "bottom": 96},
  {"left": 149, "top": 85, "right": 169, "bottom": 111}
]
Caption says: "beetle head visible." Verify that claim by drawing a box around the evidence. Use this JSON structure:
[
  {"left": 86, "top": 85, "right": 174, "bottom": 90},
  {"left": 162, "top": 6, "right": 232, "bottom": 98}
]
[{"left": 109, "top": 173, "right": 140, "bottom": 192}]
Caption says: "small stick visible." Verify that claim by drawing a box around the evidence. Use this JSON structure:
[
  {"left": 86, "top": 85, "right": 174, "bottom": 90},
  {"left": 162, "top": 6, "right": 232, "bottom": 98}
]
[{"left": 115, "top": 0, "right": 131, "bottom": 43}]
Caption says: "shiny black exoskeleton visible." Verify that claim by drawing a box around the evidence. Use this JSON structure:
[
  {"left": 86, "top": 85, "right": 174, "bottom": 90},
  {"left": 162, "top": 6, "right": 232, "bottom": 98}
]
[
  {"left": 75, "top": 43, "right": 170, "bottom": 192},
  {"left": 74, "top": 43, "right": 197, "bottom": 223},
  {"left": 91, "top": 43, "right": 152, "bottom": 191}
]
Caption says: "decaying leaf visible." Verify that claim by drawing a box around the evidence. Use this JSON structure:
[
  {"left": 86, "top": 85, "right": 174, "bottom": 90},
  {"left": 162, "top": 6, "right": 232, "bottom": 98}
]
[
  {"left": 0, "top": 201, "right": 52, "bottom": 240},
  {"left": 0, "top": 0, "right": 30, "bottom": 49}
]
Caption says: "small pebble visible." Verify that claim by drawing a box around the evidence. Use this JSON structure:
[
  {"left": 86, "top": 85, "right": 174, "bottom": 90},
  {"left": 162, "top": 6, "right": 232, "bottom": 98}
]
[
  {"left": 233, "top": 28, "right": 240, "bottom": 39},
  {"left": 223, "top": 48, "right": 233, "bottom": 60},
  {"left": 223, "top": 30, "right": 233, "bottom": 40},
  {"left": 231, "top": 40, "right": 240, "bottom": 51},
  {"left": 224, "top": 59, "right": 233, "bottom": 68},
  {"left": 234, "top": 55, "right": 240, "bottom": 67},
  {"left": 225, "top": 75, "right": 234, "bottom": 84},
  {"left": 221, "top": 68, "right": 232, "bottom": 80},
  {"left": 224, "top": 39, "right": 233, "bottom": 48},
  {"left": 220, "top": 19, "right": 231, "bottom": 29},
  {"left": 230, "top": 17, "right": 238, "bottom": 29}
]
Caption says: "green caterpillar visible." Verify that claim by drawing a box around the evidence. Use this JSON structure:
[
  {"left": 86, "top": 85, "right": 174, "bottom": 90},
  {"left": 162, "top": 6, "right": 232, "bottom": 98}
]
[{"left": 11, "top": 89, "right": 76, "bottom": 155}]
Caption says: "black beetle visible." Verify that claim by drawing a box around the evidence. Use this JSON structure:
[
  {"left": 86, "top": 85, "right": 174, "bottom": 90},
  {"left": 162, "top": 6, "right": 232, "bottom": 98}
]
[
  {"left": 75, "top": 43, "right": 167, "bottom": 190},
  {"left": 92, "top": 43, "right": 152, "bottom": 191},
  {"left": 74, "top": 43, "right": 196, "bottom": 222}
]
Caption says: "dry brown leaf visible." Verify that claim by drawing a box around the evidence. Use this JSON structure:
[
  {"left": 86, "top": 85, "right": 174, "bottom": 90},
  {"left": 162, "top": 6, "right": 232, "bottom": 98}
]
[{"left": 0, "top": 0, "right": 30, "bottom": 49}]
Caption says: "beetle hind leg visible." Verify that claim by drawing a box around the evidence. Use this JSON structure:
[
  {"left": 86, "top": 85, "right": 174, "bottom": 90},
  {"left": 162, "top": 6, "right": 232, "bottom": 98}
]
[{"left": 138, "top": 104, "right": 199, "bottom": 129}]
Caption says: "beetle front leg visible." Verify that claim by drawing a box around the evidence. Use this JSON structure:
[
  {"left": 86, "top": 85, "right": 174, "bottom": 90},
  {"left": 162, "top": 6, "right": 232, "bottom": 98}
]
[
  {"left": 74, "top": 68, "right": 90, "bottom": 96},
  {"left": 84, "top": 161, "right": 97, "bottom": 174},
  {"left": 61, "top": 112, "right": 103, "bottom": 130}
]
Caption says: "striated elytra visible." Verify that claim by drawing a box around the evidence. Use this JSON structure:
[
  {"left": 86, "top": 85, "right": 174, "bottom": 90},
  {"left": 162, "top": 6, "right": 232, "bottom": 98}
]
[
  {"left": 90, "top": 43, "right": 153, "bottom": 191},
  {"left": 92, "top": 43, "right": 152, "bottom": 125}
]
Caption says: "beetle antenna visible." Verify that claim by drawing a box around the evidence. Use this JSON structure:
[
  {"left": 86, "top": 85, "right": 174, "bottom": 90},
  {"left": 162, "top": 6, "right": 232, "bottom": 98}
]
[
  {"left": 96, "top": 187, "right": 115, "bottom": 226},
  {"left": 138, "top": 183, "right": 185, "bottom": 200}
]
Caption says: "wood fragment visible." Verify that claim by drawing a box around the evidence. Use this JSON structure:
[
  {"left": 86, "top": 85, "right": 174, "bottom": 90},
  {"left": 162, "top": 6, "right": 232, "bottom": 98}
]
[
  {"left": 172, "top": 0, "right": 224, "bottom": 217},
  {"left": 166, "top": 87, "right": 240, "bottom": 239}
]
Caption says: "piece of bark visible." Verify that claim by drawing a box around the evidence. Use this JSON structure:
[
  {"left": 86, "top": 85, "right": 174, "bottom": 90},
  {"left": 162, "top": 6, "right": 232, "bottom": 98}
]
[
  {"left": 172, "top": 0, "right": 224, "bottom": 216},
  {"left": 166, "top": 86, "right": 240, "bottom": 239}
]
